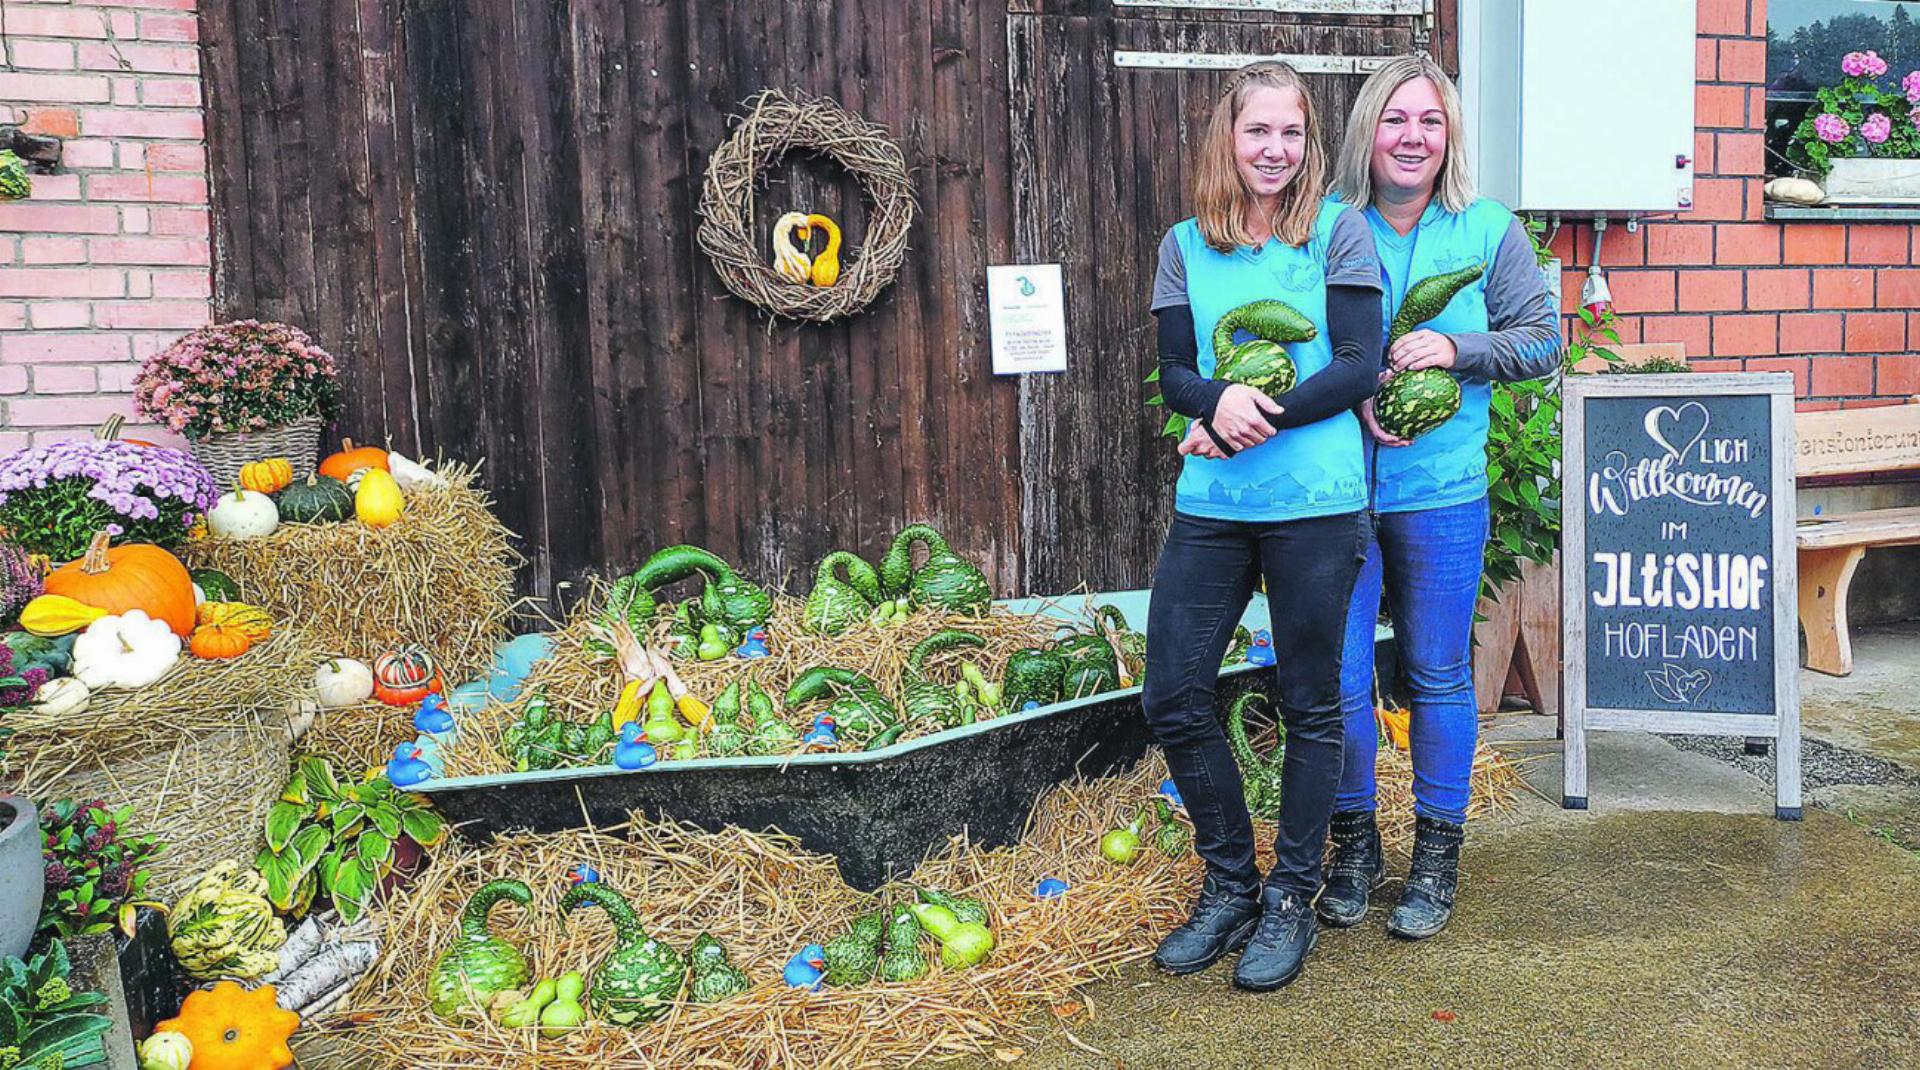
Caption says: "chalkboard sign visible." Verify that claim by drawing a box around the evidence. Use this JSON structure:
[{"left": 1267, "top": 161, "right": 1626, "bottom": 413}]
[{"left": 1562, "top": 373, "right": 1801, "bottom": 820}]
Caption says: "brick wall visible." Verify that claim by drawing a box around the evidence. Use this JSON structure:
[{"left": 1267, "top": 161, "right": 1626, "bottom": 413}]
[
  {"left": 1546, "top": 0, "right": 1918, "bottom": 411},
  {"left": 0, "top": 0, "right": 210, "bottom": 451}
]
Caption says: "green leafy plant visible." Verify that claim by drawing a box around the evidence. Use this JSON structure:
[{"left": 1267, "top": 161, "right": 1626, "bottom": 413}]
[
  {"left": 38, "top": 799, "right": 163, "bottom": 940},
  {"left": 0, "top": 939, "right": 114, "bottom": 1070},
  {"left": 255, "top": 754, "right": 448, "bottom": 923}
]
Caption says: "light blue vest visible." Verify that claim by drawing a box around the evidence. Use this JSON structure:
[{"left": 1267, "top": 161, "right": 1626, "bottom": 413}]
[
  {"left": 1366, "top": 197, "right": 1511, "bottom": 513},
  {"left": 1172, "top": 198, "right": 1367, "bottom": 522}
]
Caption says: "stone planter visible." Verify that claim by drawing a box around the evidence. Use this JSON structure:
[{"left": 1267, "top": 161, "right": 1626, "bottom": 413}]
[
  {"left": 1824, "top": 158, "right": 1920, "bottom": 204},
  {"left": 0, "top": 794, "right": 45, "bottom": 961}
]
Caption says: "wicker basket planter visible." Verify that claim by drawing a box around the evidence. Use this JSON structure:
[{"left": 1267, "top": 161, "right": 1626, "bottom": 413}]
[{"left": 188, "top": 415, "right": 323, "bottom": 488}]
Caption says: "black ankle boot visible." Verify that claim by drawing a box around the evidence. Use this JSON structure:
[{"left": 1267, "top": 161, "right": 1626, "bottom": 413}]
[
  {"left": 1231, "top": 885, "right": 1318, "bottom": 992},
  {"left": 1315, "top": 809, "right": 1385, "bottom": 928},
  {"left": 1153, "top": 873, "right": 1260, "bottom": 975},
  {"left": 1387, "top": 815, "right": 1464, "bottom": 940}
]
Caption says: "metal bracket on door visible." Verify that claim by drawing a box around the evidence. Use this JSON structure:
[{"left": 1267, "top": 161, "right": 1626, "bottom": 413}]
[
  {"left": 1111, "top": 0, "right": 1425, "bottom": 13},
  {"left": 1114, "top": 51, "right": 1394, "bottom": 74}
]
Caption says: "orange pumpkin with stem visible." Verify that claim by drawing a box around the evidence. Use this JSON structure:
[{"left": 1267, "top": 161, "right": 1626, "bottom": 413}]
[
  {"left": 239, "top": 456, "right": 294, "bottom": 494},
  {"left": 318, "top": 438, "right": 389, "bottom": 482},
  {"left": 155, "top": 980, "right": 299, "bottom": 1070},
  {"left": 43, "top": 531, "right": 196, "bottom": 636},
  {"left": 190, "top": 622, "right": 253, "bottom": 659}
]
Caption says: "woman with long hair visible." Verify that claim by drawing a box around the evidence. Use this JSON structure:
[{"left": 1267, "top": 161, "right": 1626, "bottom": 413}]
[
  {"left": 1143, "top": 60, "right": 1383, "bottom": 992},
  {"left": 1316, "top": 54, "right": 1561, "bottom": 940}
]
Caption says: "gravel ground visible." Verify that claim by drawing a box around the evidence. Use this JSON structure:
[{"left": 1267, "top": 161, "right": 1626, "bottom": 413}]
[{"left": 1661, "top": 732, "right": 1920, "bottom": 791}]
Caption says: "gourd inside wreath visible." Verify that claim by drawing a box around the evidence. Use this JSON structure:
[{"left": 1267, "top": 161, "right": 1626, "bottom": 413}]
[{"left": 755, "top": 149, "right": 869, "bottom": 283}]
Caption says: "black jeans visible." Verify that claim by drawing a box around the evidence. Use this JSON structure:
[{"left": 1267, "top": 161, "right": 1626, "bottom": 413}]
[{"left": 1141, "top": 509, "right": 1369, "bottom": 899}]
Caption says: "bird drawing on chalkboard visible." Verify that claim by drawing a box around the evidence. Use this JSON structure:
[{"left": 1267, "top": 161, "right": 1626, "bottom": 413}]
[{"left": 1645, "top": 664, "right": 1713, "bottom": 705}]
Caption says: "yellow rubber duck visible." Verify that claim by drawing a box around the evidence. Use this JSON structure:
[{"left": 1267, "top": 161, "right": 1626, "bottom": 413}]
[
  {"left": 772, "top": 212, "right": 814, "bottom": 285},
  {"left": 805, "top": 213, "right": 842, "bottom": 287}
]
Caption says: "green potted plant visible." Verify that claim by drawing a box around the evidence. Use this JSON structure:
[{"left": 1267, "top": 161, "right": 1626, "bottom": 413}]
[
  {"left": 0, "top": 938, "right": 116, "bottom": 1069},
  {"left": 256, "top": 755, "right": 448, "bottom": 923},
  {"left": 1785, "top": 50, "right": 1920, "bottom": 202}
]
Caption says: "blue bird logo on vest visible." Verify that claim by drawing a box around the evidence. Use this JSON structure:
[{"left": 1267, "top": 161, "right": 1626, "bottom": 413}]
[
  {"left": 1271, "top": 260, "right": 1319, "bottom": 293},
  {"left": 1433, "top": 252, "right": 1479, "bottom": 274}
]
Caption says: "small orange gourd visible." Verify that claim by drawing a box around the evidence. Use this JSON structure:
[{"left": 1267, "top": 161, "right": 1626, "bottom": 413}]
[
  {"left": 239, "top": 457, "right": 294, "bottom": 494},
  {"left": 190, "top": 622, "right": 253, "bottom": 660},
  {"left": 154, "top": 980, "right": 299, "bottom": 1070},
  {"left": 318, "top": 438, "right": 389, "bottom": 482}
]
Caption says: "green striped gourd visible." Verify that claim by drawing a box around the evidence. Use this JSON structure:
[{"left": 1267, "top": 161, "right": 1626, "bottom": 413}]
[
  {"left": 823, "top": 911, "right": 886, "bottom": 987},
  {"left": 686, "top": 933, "right": 751, "bottom": 1003},
  {"left": 880, "top": 524, "right": 991, "bottom": 615},
  {"left": 878, "top": 906, "right": 929, "bottom": 983},
  {"left": 706, "top": 679, "right": 749, "bottom": 757},
  {"left": 559, "top": 883, "right": 686, "bottom": 1025},
  {"left": 1003, "top": 648, "right": 1066, "bottom": 710},
  {"left": 429, "top": 880, "right": 533, "bottom": 1020},
  {"left": 804, "top": 551, "right": 883, "bottom": 635},
  {"left": 785, "top": 666, "right": 898, "bottom": 745},
  {"left": 902, "top": 629, "right": 987, "bottom": 727},
  {"left": 0, "top": 151, "right": 30, "bottom": 201},
  {"left": 1055, "top": 632, "right": 1121, "bottom": 699},
  {"left": 744, "top": 675, "right": 799, "bottom": 756},
  {"left": 1225, "top": 693, "right": 1285, "bottom": 820},
  {"left": 1375, "top": 263, "right": 1484, "bottom": 441},
  {"left": 1151, "top": 298, "right": 1315, "bottom": 438},
  {"left": 592, "top": 545, "right": 773, "bottom": 655}
]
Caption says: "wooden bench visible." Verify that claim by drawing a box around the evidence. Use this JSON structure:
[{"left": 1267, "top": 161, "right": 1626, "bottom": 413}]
[{"left": 1793, "top": 400, "right": 1920, "bottom": 676}]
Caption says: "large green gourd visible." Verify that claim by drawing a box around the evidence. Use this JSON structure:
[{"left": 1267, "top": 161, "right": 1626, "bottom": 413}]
[
  {"left": 0, "top": 151, "right": 31, "bottom": 201},
  {"left": 786, "top": 666, "right": 898, "bottom": 745},
  {"left": 1210, "top": 298, "right": 1316, "bottom": 355},
  {"left": 273, "top": 473, "right": 354, "bottom": 524},
  {"left": 559, "top": 883, "right": 686, "bottom": 1025},
  {"left": 1374, "top": 262, "right": 1484, "bottom": 441},
  {"left": 823, "top": 911, "right": 886, "bottom": 987},
  {"left": 901, "top": 629, "right": 986, "bottom": 727},
  {"left": 1154, "top": 297, "right": 1316, "bottom": 439},
  {"left": 592, "top": 545, "right": 773, "bottom": 655},
  {"left": 1003, "top": 648, "right": 1066, "bottom": 710},
  {"left": 429, "top": 880, "right": 533, "bottom": 1020},
  {"left": 880, "top": 524, "right": 991, "bottom": 615},
  {"left": 1055, "top": 633, "right": 1121, "bottom": 699},
  {"left": 686, "top": 933, "right": 751, "bottom": 1003},
  {"left": 744, "top": 675, "right": 799, "bottom": 756},
  {"left": 878, "top": 906, "right": 929, "bottom": 983},
  {"left": 803, "top": 551, "right": 882, "bottom": 636},
  {"left": 1225, "top": 693, "right": 1286, "bottom": 820}
]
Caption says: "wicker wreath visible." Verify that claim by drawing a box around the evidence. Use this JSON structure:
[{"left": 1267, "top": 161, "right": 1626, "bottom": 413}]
[{"left": 697, "top": 89, "right": 918, "bottom": 323}]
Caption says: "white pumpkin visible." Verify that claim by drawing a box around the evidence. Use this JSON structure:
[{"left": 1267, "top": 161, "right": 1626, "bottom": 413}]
[
  {"left": 387, "top": 450, "right": 447, "bottom": 492},
  {"left": 313, "top": 658, "right": 375, "bottom": 708},
  {"left": 30, "top": 676, "right": 90, "bottom": 718},
  {"left": 207, "top": 486, "right": 280, "bottom": 539},
  {"left": 139, "top": 1030, "right": 194, "bottom": 1070},
  {"left": 73, "top": 610, "right": 181, "bottom": 691}
]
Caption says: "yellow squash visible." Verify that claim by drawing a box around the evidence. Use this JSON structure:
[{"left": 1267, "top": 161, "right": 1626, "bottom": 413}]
[
  {"left": 355, "top": 468, "right": 405, "bottom": 529},
  {"left": 20, "top": 593, "right": 109, "bottom": 636}
]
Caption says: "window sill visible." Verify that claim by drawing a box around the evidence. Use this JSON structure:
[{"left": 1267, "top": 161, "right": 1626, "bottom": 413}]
[{"left": 1764, "top": 204, "right": 1920, "bottom": 222}]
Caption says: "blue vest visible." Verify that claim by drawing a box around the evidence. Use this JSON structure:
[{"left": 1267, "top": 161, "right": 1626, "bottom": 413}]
[
  {"left": 1171, "top": 198, "right": 1367, "bottom": 522},
  {"left": 1366, "top": 197, "right": 1512, "bottom": 513}
]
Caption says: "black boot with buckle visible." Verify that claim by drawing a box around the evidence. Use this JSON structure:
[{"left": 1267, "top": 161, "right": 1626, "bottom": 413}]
[
  {"left": 1153, "top": 872, "right": 1261, "bottom": 975},
  {"left": 1315, "top": 809, "right": 1385, "bottom": 928},
  {"left": 1387, "top": 814, "right": 1463, "bottom": 940}
]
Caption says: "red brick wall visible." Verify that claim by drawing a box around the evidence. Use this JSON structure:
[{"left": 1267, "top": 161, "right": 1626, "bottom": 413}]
[
  {"left": 0, "top": 0, "right": 210, "bottom": 451},
  {"left": 1546, "top": 0, "right": 1918, "bottom": 411}
]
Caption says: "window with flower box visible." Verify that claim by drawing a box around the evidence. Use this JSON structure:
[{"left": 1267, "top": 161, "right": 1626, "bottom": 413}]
[{"left": 1765, "top": 0, "right": 1920, "bottom": 199}]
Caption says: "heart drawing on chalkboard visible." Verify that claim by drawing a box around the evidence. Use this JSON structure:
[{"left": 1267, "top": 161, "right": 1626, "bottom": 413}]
[
  {"left": 1645, "top": 663, "right": 1714, "bottom": 705},
  {"left": 1644, "top": 402, "right": 1711, "bottom": 462}
]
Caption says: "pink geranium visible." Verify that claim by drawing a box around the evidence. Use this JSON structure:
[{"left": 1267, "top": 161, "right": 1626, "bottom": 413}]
[
  {"left": 1905, "top": 71, "right": 1920, "bottom": 104},
  {"left": 1843, "top": 51, "right": 1889, "bottom": 79},
  {"left": 1814, "top": 113, "right": 1851, "bottom": 143},
  {"left": 1863, "top": 113, "right": 1893, "bottom": 144}
]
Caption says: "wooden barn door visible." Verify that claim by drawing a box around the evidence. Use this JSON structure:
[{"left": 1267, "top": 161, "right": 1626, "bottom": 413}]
[{"left": 1008, "top": 0, "right": 1426, "bottom": 595}]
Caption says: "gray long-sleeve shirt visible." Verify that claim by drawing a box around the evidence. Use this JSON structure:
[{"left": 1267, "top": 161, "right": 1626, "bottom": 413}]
[{"left": 1446, "top": 218, "right": 1562, "bottom": 382}]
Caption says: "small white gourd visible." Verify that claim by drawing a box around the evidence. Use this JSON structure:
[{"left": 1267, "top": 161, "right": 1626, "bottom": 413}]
[
  {"left": 207, "top": 486, "right": 280, "bottom": 539},
  {"left": 30, "top": 676, "right": 90, "bottom": 718},
  {"left": 139, "top": 1030, "right": 194, "bottom": 1070},
  {"left": 313, "top": 658, "right": 375, "bottom": 708},
  {"left": 386, "top": 451, "right": 447, "bottom": 492}
]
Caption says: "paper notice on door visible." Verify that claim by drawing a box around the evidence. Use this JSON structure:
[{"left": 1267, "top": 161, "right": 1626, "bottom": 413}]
[{"left": 987, "top": 264, "right": 1068, "bottom": 375}]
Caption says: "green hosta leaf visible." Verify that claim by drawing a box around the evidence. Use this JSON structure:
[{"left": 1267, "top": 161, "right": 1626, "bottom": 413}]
[
  {"left": 300, "top": 755, "right": 343, "bottom": 803},
  {"left": 357, "top": 829, "right": 393, "bottom": 870},
  {"left": 331, "top": 804, "right": 367, "bottom": 837},
  {"left": 401, "top": 807, "right": 447, "bottom": 849},
  {"left": 367, "top": 806, "right": 401, "bottom": 841},
  {"left": 330, "top": 859, "right": 376, "bottom": 923},
  {"left": 265, "top": 802, "right": 305, "bottom": 854},
  {"left": 288, "top": 824, "right": 331, "bottom": 870},
  {"left": 278, "top": 769, "right": 309, "bottom": 807},
  {"left": 259, "top": 852, "right": 298, "bottom": 912}
]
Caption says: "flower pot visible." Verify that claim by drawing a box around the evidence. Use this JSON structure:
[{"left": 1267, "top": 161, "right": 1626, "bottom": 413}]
[
  {"left": 0, "top": 794, "right": 46, "bottom": 961},
  {"left": 1823, "top": 158, "right": 1920, "bottom": 204},
  {"left": 187, "top": 415, "right": 323, "bottom": 488}
]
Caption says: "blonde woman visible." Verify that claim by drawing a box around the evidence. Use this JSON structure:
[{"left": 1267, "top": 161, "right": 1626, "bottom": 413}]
[
  {"left": 1316, "top": 55, "right": 1561, "bottom": 939},
  {"left": 1142, "top": 60, "right": 1383, "bottom": 992}
]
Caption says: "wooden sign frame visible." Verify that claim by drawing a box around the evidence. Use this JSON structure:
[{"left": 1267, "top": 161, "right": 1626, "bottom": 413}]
[{"left": 1561, "top": 372, "right": 1801, "bottom": 820}]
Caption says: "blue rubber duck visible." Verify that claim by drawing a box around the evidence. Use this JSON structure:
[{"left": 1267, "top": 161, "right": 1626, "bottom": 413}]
[
  {"left": 1247, "top": 629, "right": 1276, "bottom": 667},
  {"left": 735, "top": 627, "right": 772, "bottom": 660},
  {"left": 412, "top": 693, "right": 455, "bottom": 735},
  {"left": 783, "top": 944, "right": 828, "bottom": 991},
  {"left": 566, "top": 863, "right": 600, "bottom": 886},
  {"left": 1157, "top": 777, "right": 1185, "bottom": 812},
  {"left": 614, "top": 722, "right": 658, "bottom": 770},
  {"left": 801, "top": 713, "right": 839, "bottom": 751},
  {"left": 1034, "top": 877, "right": 1070, "bottom": 899},
  {"left": 386, "top": 743, "right": 433, "bottom": 788}
]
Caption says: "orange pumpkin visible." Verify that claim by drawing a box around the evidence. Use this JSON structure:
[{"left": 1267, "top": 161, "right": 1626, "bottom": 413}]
[
  {"left": 190, "top": 622, "right": 253, "bottom": 659},
  {"left": 155, "top": 981, "right": 299, "bottom": 1070},
  {"left": 239, "top": 456, "right": 294, "bottom": 494},
  {"left": 43, "top": 532, "right": 196, "bottom": 637},
  {"left": 372, "top": 645, "right": 442, "bottom": 705},
  {"left": 318, "top": 438, "right": 389, "bottom": 482}
]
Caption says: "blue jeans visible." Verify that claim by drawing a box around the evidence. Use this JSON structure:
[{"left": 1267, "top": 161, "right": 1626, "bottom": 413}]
[
  {"left": 1335, "top": 497, "right": 1489, "bottom": 825},
  {"left": 1143, "top": 509, "right": 1370, "bottom": 899}
]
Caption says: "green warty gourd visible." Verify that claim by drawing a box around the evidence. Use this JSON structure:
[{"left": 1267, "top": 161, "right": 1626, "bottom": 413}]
[
  {"left": 1374, "top": 263, "right": 1484, "bottom": 441},
  {"left": 804, "top": 551, "right": 883, "bottom": 636},
  {"left": 744, "top": 675, "right": 799, "bottom": 756},
  {"left": 1154, "top": 298, "right": 1315, "bottom": 438},
  {"left": 785, "top": 666, "right": 898, "bottom": 746},
  {"left": 1225, "top": 692, "right": 1286, "bottom": 820},
  {"left": 590, "top": 545, "right": 773, "bottom": 656},
  {"left": 880, "top": 524, "right": 992, "bottom": 615},
  {"left": 878, "top": 906, "right": 929, "bottom": 983},
  {"left": 686, "top": 933, "right": 751, "bottom": 1004},
  {"left": 901, "top": 629, "right": 987, "bottom": 727},
  {"left": 558, "top": 883, "right": 686, "bottom": 1025},
  {"left": 429, "top": 880, "right": 533, "bottom": 1020},
  {"left": 822, "top": 911, "right": 886, "bottom": 987}
]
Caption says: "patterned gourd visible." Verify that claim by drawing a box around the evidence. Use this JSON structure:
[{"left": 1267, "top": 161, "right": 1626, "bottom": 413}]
[
  {"left": 592, "top": 545, "right": 772, "bottom": 655},
  {"left": 273, "top": 473, "right": 354, "bottom": 524},
  {"left": 803, "top": 551, "right": 882, "bottom": 636},
  {"left": 785, "top": 666, "right": 897, "bottom": 745},
  {"left": 1002, "top": 648, "right": 1066, "bottom": 710},
  {"left": 901, "top": 629, "right": 986, "bottom": 727},
  {"left": 429, "top": 879, "right": 533, "bottom": 1020},
  {"left": 1374, "top": 263, "right": 1485, "bottom": 441},
  {"left": 0, "top": 151, "right": 31, "bottom": 201},
  {"left": 879, "top": 524, "right": 990, "bottom": 614},
  {"left": 878, "top": 906, "right": 928, "bottom": 983},
  {"left": 558, "top": 882, "right": 686, "bottom": 1025},
  {"left": 822, "top": 910, "right": 886, "bottom": 987},
  {"left": 686, "top": 933, "right": 751, "bottom": 1004},
  {"left": 1054, "top": 632, "right": 1121, "bottom": 699},
  {"left": 1225, "top": 692, "right": 1286, "bottom": 820},
  {"left": 743, "top": 676, "right": 798, "bottom": 756}
]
